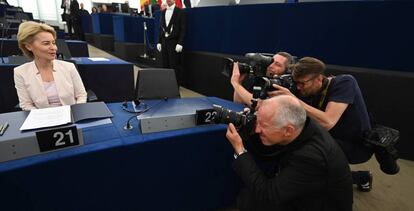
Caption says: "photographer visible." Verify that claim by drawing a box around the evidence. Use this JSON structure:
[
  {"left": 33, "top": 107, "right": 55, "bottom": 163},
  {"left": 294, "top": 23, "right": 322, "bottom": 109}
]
[
  {"left": 232, "top": 52, "right": 293, "bottom": 107},
  {"left": 272, "top": 57, "right": 399, "bottom": 192},
  {"left": 226, "top": 96, "right": 353, "bottom": 211}
]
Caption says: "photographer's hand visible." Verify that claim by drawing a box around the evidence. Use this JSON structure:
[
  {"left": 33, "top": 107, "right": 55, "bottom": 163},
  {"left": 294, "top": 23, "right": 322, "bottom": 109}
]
[
  {"left": 268, "top": 84, "right": 295, "bottom": 98},
  {"left": 231, "top": 62, "right": 246, "bottom": 86},
  {"left": 231, "top": 62, "right": 253, "bottom": 107},
  {"left": 226, "top": 123, "right": 245, "bottom": 154}
]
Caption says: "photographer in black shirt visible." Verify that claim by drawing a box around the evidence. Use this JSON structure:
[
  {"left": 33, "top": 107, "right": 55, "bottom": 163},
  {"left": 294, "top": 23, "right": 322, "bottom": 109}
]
[{"left": 272, "top": 57, "right": 400, "bottom": 192}]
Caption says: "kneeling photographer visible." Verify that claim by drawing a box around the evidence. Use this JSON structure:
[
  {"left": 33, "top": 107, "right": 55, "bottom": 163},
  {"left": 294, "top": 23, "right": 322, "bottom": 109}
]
[
  {"left": 271, "top": 57, "right": 400, "bottom": 192},
  {"left": 230, "top": 52, "right": 293, "bottom": 107},
  {"left": 225, "top": 96, "right": 353, "bottom": 211}
]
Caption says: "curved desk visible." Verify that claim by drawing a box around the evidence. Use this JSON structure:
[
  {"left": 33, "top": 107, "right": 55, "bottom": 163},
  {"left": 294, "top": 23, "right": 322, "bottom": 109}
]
[{"left": 0, "top": 97, "right": 244, "bottom": 210}]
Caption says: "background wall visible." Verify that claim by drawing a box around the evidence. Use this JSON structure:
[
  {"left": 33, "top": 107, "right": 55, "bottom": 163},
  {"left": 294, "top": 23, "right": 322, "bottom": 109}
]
[{"left": 184, "top": 1, "right": 413, "bottom": 72}]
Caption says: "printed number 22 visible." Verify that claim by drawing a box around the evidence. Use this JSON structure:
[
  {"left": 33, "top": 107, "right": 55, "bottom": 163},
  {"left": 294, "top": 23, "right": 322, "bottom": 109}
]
[
  {"left": 54, "top": 130, "right": 74, "bottom": 146},
  {"left": 205, "top": 111, "right": 217, "bottom": 123}
]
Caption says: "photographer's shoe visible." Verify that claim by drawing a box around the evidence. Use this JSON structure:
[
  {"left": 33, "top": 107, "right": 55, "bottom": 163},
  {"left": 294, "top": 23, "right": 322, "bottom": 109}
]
[
  {"left": 357, "top": 171, "right": 373, "bottom": 192},
  {"left": 375, "top": 151, "right": 400, "bottom": 175}
]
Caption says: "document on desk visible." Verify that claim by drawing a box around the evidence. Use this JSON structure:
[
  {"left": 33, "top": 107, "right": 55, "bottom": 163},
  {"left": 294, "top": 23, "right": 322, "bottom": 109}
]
[
  {"left": 88, "top": 57, "right": 110, "bottom": 62},
  {"left": 20, "top": 106, "right": 72, "bottom": 131}
]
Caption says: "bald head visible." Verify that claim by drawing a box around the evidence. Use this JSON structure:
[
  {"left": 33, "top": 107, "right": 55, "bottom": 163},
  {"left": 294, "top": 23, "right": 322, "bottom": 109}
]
[{"left": 261, "top": 95, "right": 306, "bottom": 130}]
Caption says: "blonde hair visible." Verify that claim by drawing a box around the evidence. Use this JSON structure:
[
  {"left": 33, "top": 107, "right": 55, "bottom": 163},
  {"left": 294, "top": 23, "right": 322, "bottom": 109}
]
[{"left": 17, "top": 21, "right": 57, "bottom": 59}]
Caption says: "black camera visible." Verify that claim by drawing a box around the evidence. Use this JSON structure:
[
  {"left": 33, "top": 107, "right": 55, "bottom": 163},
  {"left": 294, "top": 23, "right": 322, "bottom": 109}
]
[
  {"left": 211, "top": 104, "right": 256, "bottom": 130},
  {"left": 363, "top": 125, "right": 400, "bottom": 175},
  {"left": 223, "top": 53, "right": 274, "bottom": 78},
  {"left": 252, "top": 74, "right": 297, "bottom": 99},
  {"left": 211, "top": 104, "right": 286, "bottom": 159}
]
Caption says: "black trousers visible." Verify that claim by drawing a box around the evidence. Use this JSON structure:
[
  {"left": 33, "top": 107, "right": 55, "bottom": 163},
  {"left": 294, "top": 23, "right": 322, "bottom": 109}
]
[
  {"left": 66, "top": 16, "right": 73, "bottom": 38},
  {"left": 161, "top": 38, "right": 182, "bottom": 86},
  {"left": 336, "top": 138, "right": 373, "bottom": 164}
]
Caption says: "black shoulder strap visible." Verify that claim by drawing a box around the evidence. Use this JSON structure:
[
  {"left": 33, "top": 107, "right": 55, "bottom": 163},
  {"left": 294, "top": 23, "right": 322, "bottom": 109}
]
[{"left": 315, "top": 76, "right": 334, "bottom": 110}]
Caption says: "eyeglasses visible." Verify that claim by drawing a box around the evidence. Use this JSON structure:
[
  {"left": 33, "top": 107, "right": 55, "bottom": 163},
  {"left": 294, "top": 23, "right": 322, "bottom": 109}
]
[{"left": 294, "top": 74, "right": 319, "bottom": 86}]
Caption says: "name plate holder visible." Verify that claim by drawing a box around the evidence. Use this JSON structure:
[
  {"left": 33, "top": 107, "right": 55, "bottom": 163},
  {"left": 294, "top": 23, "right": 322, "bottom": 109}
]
[{"left": 0, "top": 125, "right": 84, "bottom": 163}]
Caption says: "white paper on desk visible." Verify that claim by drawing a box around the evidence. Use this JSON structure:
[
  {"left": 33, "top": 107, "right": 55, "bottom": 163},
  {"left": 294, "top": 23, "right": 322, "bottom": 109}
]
[
  {"left": 88, "top": 57, "right": 110, "bottom": 61},
  {"left": 20, "top": 106, "right": 72, "bottom": 131}
]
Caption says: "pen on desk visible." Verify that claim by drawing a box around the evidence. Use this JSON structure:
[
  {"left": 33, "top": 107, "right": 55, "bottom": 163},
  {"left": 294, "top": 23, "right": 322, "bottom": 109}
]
[{"left": 0, "top": 122, "right": 8, "bottom": 136}]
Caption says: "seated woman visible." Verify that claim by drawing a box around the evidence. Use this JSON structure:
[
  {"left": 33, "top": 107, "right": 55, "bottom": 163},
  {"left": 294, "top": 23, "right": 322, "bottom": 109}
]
[{"left": 14, "top": 21, "right": 87, "bottom": 110}]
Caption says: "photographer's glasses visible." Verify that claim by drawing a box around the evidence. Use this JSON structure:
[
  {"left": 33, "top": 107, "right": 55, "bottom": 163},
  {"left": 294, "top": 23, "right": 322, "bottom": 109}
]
[{"left": 294, "top": 74, "right": 319, "bottom": 87}]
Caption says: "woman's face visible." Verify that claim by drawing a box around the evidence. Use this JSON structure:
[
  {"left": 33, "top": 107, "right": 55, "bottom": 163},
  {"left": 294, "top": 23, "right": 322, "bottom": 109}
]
[{"left": 26, "top": 31, "right": 57, "bottom": 61}]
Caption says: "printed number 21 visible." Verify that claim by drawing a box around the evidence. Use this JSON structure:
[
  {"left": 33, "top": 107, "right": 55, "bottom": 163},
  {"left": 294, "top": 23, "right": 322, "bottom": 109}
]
[{"left": 54, "top": 130, "right": 74, "bottom": 146}]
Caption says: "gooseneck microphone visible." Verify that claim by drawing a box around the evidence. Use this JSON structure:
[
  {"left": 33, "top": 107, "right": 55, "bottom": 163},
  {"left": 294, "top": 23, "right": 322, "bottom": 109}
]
[{"left": 123, "top": 99, "right": 166, "bottom": 130}]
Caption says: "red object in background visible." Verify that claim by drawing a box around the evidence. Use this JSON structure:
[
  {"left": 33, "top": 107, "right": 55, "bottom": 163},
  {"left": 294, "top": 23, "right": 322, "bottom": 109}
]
[{"left": 175, "top": 0, "right": 183, "bottom": 8}]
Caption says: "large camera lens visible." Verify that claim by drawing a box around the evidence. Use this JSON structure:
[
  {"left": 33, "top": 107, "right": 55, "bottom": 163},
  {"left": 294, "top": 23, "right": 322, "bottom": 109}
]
[
  {"left": 222, "top": 58, "right": 252, "bottom": 77},
  {"left": 212, "top": 105, "right": 246, "bottom": 128}
]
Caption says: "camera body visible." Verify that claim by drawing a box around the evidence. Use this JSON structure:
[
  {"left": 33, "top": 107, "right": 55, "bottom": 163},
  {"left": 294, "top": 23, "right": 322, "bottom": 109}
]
[
  {"left": 211, "top": 104, "right": 285, "bottom": 158},
  {"left": 253, "top": 74, "right": 297, "bottom": 99}
]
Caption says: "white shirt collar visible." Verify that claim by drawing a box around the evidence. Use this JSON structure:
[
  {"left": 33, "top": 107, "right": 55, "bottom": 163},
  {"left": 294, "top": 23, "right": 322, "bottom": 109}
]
[{"left": 167, "top": 4, "right": 175, "bottom": 11}]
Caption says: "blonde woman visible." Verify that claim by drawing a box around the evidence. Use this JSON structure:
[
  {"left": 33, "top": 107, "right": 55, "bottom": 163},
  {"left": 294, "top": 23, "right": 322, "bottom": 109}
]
[{"left": 14, "top": 21, "right": 87, "bottom": 110}]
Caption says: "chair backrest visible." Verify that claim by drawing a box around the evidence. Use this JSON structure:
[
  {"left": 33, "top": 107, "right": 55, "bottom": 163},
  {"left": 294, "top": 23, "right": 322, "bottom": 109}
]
[
  {"left": 135, "top": 68, "right": 180, "bottom": 99},
  {"left": 56, "top": 39, "right": 72, "bottom": 60},
  {"left": 7, "top": 55, "right": 31, "bottom": 64}
]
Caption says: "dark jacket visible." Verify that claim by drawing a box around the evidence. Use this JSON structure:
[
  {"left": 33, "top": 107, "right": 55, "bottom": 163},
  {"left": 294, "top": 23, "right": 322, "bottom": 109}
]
[
  {"left": 158, "top": 7, "right": 186, "bottom": 45},
  {"left": 234, "top": 119, "right": 353, "bottom": 211},
  {"left": 70, "top": 0, "right": 80, "bottom": 19},
  {"left": 61, "top": 0, "right": 79, "bottom": 21}
]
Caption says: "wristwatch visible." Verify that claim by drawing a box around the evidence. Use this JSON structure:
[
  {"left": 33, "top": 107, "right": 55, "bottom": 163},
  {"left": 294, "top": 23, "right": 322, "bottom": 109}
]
[{"left": 233, "top": 148, "right": 248, "bottom": 159}]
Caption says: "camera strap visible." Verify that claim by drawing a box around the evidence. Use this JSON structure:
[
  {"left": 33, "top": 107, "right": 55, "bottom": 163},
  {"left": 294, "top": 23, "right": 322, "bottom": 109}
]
[{"left": 316, "top": 77, "right": 331, "bottom": 109}]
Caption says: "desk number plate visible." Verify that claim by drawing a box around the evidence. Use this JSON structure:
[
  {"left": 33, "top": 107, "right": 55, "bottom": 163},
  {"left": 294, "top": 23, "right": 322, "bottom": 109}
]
[
  {"left": 36, "top": 126, "right": 80, "bottom": 152},
  {"left": 196, "top": 108, "right": 217, "bottom": 125}
]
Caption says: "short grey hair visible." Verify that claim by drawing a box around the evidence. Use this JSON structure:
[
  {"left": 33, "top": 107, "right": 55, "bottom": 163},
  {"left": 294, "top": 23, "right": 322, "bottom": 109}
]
[{"left": 269, "top": 96, "right": 306, "bottom": 130}]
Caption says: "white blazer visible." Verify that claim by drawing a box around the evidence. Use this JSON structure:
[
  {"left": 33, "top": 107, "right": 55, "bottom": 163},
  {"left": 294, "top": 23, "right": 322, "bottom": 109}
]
[{"left": 14, "top": 60, "right": 87, "bottom": 110}]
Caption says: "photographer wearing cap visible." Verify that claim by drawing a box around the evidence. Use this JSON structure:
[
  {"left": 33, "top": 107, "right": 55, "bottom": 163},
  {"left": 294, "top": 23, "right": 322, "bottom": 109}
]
[
  {"left": 226, "top": 95, "right": 353, "bottom": 211},
  {"left": 272, "top": 57, "right": 400, "bottom": 192},
  {"left": 231, "top": 52, "right": 293, "bottom": 107}
]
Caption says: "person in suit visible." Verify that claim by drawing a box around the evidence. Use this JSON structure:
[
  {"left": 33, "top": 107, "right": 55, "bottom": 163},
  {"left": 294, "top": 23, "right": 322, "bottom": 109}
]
[
  {"left": 14, "top": 21, "right": 87, "bottom": 111},
  {"left": 79, "top": 3, "right": 89, "bottom": 16},
  {"left": 61, "top": 0, "right": 72, "bottom": 38},
  {"left": 156, "top": 0, "right": 186, "bottom": 86},
  {"left": 70, "top": 0, "right": 82, "bottom": 40},
  {"left": 61, "top": 0, "right": 81, "bottom": 39}
]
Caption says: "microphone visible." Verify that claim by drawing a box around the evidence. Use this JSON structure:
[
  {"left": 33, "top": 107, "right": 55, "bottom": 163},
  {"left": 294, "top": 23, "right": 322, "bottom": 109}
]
[
  {"left": 123, "top": 99, "right": 165, "bottom": 130},
  {"left": 123, "top": 107, "right": 150, "bottom": 130}
]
